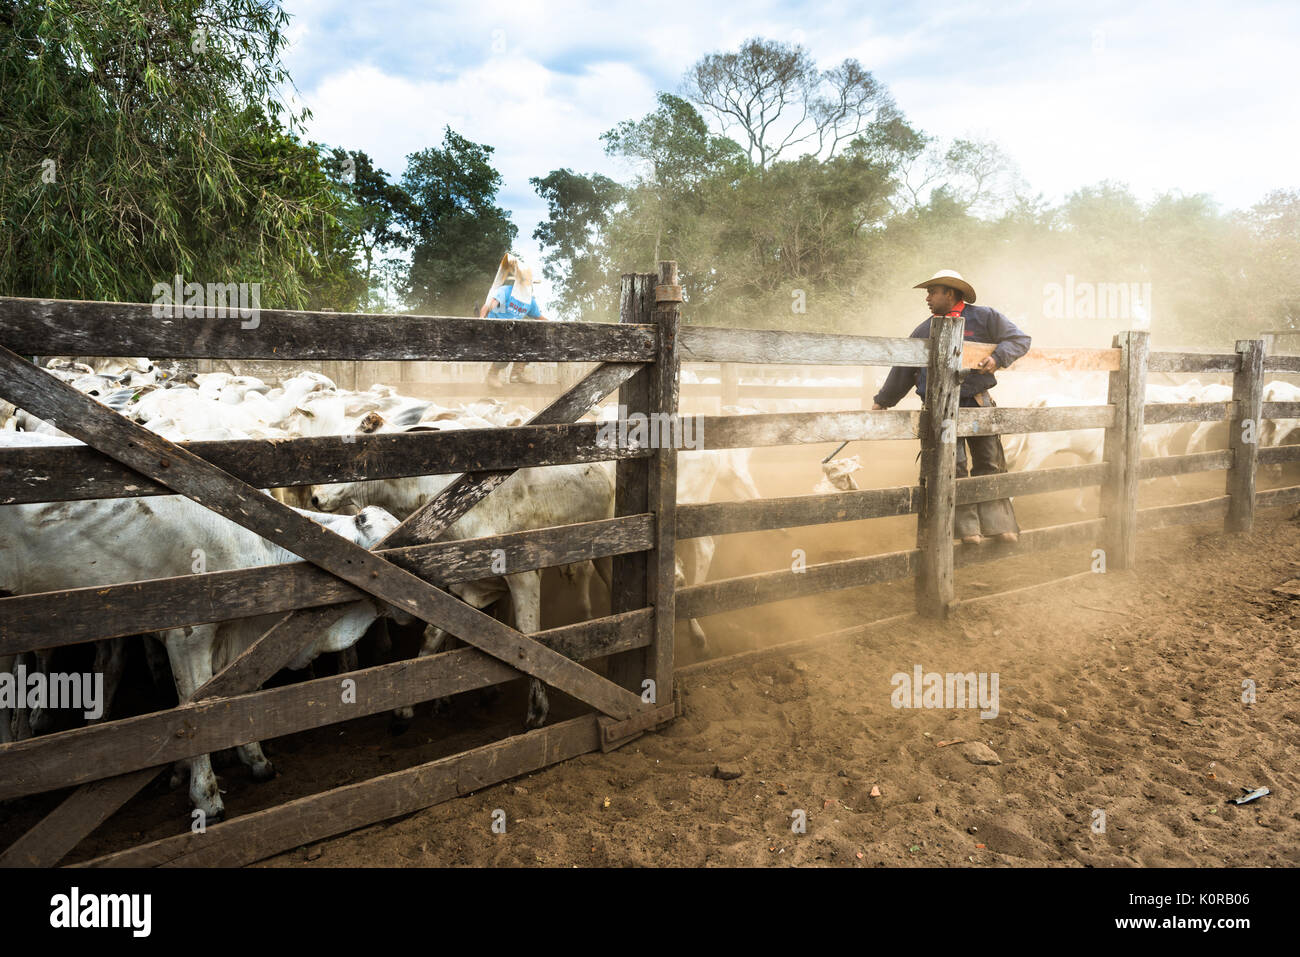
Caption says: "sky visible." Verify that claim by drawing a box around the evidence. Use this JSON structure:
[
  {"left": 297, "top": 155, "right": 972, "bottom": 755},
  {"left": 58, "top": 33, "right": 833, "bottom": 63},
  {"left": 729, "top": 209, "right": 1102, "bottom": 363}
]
[{"left": 279, "top": 0, "right": 1299, "bottom": 304}]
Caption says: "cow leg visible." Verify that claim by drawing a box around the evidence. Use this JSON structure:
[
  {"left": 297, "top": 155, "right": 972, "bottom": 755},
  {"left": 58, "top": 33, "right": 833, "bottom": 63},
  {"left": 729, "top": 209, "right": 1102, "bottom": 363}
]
[
  {"left": 688, "top": 536, "right": 716, "bottom": 654},
  {"left": 88, "top": 638, "right": 127, "bottom": 725},
  {"left": 25, "top": 648, "right": 56, "bottom": 736},
  {"left": 0, "top": 654, "right": 13, "bottom": 743},
  {"left": 505, "top": 571, "right": 548, "bottom": 729},
  {"left": 12, "top": 654, "right": 35, "bottom": 739},
  {"left": 161, "top": 625, "right": 225, "bottom": 822},
  {"left": 566, "top": 561, "right": 597, "bottom": 619},
  {"left": 236, "top": 742, "right": 276, "bottom": 782},
  {"left": 336, "top": 645, "right": 359, "bottom": 675},
  {"left": 391, "top": 624, "right": 454, "bottom": 734}
]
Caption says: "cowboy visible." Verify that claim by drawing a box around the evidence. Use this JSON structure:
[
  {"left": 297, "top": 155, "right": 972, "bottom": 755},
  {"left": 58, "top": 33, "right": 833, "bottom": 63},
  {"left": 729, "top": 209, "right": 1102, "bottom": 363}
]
[
  {"left": 871, "top": 269, "right": 1031, "bottom": 545},
  {"left": 480, "top": 253, "right": 549, "bottom": 387}
]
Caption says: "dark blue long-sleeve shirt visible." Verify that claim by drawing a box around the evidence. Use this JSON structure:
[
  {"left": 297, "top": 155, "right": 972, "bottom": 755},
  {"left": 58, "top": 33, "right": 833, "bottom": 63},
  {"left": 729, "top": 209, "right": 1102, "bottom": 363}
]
[{"left": 872, "top": 303, "right": 1031, "bottom": 408}]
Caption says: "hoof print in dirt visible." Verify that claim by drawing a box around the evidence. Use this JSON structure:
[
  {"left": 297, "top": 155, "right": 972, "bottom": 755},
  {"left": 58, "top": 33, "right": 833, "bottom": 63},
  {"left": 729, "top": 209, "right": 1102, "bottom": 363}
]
[{"left": 961, "top": 742, "right": 1002, "bottom": 765}]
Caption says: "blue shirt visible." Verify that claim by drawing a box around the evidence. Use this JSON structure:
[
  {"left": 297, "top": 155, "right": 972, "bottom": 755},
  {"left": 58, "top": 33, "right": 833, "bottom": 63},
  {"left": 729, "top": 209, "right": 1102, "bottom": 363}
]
[
  {"left": 486, "top": 283, "right": 542, "bottom": 319},
  {"left": 872, "top": 303, "right": 1032, "bottom": 407}
]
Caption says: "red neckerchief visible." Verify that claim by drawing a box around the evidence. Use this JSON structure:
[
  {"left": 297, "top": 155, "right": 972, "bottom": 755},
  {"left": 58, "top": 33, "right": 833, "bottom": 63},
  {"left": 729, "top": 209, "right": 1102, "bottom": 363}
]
[{"left": 947, "top": 300, "right": 966, "bottom": 318}]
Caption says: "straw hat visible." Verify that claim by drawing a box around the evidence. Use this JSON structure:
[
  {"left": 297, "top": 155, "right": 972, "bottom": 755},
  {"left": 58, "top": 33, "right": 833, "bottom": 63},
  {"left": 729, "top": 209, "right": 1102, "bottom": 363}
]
[
  {"left": 913, "top": 269, "right": 976, "bottom": 303},
  {"left": 486, "top": 252, "right": 534, "bottom": 304}
]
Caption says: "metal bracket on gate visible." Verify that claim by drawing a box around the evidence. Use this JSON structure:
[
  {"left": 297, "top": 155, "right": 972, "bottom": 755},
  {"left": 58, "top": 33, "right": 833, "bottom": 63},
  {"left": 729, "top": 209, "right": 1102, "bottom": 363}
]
[{"left": 597, "top": 702, "right": 676, "bottom": 752}]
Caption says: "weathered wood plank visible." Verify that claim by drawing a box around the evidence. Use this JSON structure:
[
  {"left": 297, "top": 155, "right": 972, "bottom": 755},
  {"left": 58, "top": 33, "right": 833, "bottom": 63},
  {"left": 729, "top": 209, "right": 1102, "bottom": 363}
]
[
  {"left": 1137, "top": 449, "right": 1233, "bottom": 479},
  {"left": 1227, "top": 340, "right": 1266, "bottom": 532},
  {"left": 1100, "top": 331, "right": 1149, "bottom": 570},
  {"left": 1143, "top": 401, "right": 1233, "bottom": 424},
  {"left": 1259, "top": 444, "right": 1300, "bottom": 465},
  {"left": 956, "top": 462, "right": 1109, "bottom": 503},
  {"left": 959, "top": 404, "right": 1114, "bottom": 436},
  {"left": 1256, "top": 484, "right": 1300, "bottom": 508},
  {"left": 674, "top": 548, "right": 919, "bottom": 620},
  {"left": 694, "top": 408, "right": 919, "bottom": 449},
  {"left": 0, "top": 516, "right": 654, "bottom": 655},
  {"left": 1262, "top": 355, "right": 1300, "bottom": 373},
  {"left": 0, "top": 297, "right": 655, "bottom": 362},
  {"left": 916, "top": 315, "right": 963, "bottom": 617},
  {"left": 677, "top": 486, "right": 919, "bottom": 539},
  {"left": 1136, "top": 496, "right": 1231, "bottom": 531},
  {"left": 953, "top": 518, "right": 1106, "bottom": 568},
  {"left": 680, "top": 325, "right": 929, "bottom": 367},
  {"left": 647, "top": 262, "right": 681, "bottom": 703},
  {"left": 962, "top": 343, "right": 1120, "bottom": 372},
  {"left": 608, "top": 274, "right": 656, "bottom": 696},
  {"left": 74, "top": 715, "right": 603, "bottom": 868},
  {"left": 1147, "top": 352, "right": 1240, "bottom": 373},
  {"left": 1262, "top": 401, "right": 1300, "bottom": 418},
  {"left": 0, "top": 422, "right": 648, "bottom": 506},
  {"left": 0, "top": 768, "right": 161, "bottom": 868},
  {"left": 0, "top": 610, "right": 651, "bottom": 801}
]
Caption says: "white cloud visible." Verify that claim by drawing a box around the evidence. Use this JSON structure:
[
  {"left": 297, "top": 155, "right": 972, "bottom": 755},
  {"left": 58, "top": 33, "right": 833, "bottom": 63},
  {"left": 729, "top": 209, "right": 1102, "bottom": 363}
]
[{"left": 283, "top": 0, "right": 1299, "bottom": 308}]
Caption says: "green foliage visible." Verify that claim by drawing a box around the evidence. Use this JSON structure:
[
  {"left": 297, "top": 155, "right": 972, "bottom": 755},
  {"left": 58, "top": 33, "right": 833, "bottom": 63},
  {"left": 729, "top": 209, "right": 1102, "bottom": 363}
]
[
  {"left": 530, "top": 169, "right": 623, "bottom": 321},
  {"left": 321, "top": 148, "right": 413, "bottom": 310},
  {"left": 400, "top": 127, "right": 517, "bottom": 315},
  {"left": 0, "top": 0, "right": 356, "bottom": 308},
  {"left": 532, "top": 39, "right": 1299, "bottom": 348}
]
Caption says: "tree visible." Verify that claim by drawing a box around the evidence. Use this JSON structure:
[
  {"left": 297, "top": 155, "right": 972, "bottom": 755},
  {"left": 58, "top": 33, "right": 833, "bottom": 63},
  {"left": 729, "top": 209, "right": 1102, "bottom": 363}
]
[
  {"left": 530, "top": 169, "right": 623, "bottom": 321},
  {"left": 684, "top": 37, "right": 899, "bottom": 170},
  {"left": 321, "top": 148, "right": 413, "bottom": 310},
  {"left": 400, "top": 127, "right": 517, "bottom": 315},
  {"left": 0, "top": 0, "right": 348, "bottom": 307}
]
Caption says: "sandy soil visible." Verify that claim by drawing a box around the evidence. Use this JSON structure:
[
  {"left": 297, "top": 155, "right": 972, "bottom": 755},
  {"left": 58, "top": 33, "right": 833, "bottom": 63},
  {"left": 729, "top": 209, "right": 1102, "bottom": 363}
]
[
  {"left": 253, "top": 511, "right": 1299, "bottom": 867},
  {"left": 5, "top": 440, "right": 1297, "bottom": 867}
]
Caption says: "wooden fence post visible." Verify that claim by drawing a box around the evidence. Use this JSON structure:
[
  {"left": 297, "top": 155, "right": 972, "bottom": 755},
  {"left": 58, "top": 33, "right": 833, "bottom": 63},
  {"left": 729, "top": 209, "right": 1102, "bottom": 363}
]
[
  {"left": 647, "top": 262, "right": 681, "bottom": 703},
  {"left": 607, "top": 271, "right": 657, "bottom": 695},
  {"left": 915, "top": 315, "right": 963, "bottom": 617},
  {"left": 1226, "top": 338, "right": 1265, "bottom": 532},
  {"left": 1100, "top": 330, "right": 1149, "bottom": 570}
]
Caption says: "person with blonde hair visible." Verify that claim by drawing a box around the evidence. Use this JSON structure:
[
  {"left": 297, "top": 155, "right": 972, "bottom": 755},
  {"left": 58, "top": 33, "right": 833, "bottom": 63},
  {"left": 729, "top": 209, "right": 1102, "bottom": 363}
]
[{"left": 480, "top": 253, "right": 548, "bottom": 387}]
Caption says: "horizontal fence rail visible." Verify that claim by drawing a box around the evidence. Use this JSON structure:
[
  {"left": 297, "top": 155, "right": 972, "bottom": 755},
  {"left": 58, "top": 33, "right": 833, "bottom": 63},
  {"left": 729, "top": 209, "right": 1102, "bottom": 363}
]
[
  {"left": 0, "top": 515, "right": 655, "bottom": 655},
  {"left": 680, "top": 325, "right": 929, "bottom": 367},
  {"left": 0, "top": 297, "right": 657, "bottom": 362},
  {"left": 0, "top": 423, "right": 650, "bottom": 505}
]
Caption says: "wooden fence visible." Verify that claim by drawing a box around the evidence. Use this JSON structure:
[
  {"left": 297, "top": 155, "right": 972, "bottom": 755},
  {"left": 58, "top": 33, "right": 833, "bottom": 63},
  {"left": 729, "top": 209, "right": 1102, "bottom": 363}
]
[{"left": 2, "top": 264, "right": 1298, "bottom": 867}]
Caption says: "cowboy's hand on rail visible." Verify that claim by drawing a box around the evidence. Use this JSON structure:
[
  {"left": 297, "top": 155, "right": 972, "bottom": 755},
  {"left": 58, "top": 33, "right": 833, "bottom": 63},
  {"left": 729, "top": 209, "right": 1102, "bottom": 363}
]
[
  {"left": 975, "top": 355, "right": 998, "bottom": 373},
  {"left": 870, "top": 402, "right": 884, "bottom": 411}
]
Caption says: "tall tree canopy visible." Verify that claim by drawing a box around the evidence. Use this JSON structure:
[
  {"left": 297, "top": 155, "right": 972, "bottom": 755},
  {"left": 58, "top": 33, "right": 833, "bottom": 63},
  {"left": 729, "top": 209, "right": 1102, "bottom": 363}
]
[
  {"left": 0, "top": 0, "right": 357, "bottom": 308},
  {"left": 684, "top": 37, "right": 900, "bottom": 170},
  {"left": 400, "top": 127, "right": 517, "bottom": 316}
]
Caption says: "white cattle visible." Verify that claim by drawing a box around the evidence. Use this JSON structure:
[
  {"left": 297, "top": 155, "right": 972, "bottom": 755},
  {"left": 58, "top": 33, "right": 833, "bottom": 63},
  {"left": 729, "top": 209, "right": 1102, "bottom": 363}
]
[
  {"left": 672, "top": 448, "right": 762, "bottom": 652},
  {"left": 0, "top": 476, "right": 400, "bottom": 820},
  {"left": 310, "top": 462, "right": 617, "bottom": 729},
  {"left": 1260, "top": 381, "right": 1300, "bottom": 450}
]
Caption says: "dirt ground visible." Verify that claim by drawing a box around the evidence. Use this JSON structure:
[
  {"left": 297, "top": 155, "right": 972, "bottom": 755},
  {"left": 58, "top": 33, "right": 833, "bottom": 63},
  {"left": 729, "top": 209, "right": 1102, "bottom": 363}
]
[
  {"left": 251, "top": 510, "right": 1299, "bottom": 868},
  {"left": 6, "top": 439, "right": 1298, "bottom": 867}
]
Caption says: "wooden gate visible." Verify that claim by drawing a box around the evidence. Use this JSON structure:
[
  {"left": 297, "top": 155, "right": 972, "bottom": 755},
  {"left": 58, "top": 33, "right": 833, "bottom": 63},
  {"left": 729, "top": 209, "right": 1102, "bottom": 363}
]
[{"left": 0, "top": 262, "right": 682, "bottom": 866}]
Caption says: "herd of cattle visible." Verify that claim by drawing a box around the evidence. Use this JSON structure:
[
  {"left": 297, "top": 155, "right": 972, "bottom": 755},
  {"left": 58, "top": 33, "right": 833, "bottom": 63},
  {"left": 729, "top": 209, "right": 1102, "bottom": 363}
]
[
  {"left": 0, "top": 357, "right": 760, "bottom": 820},
  {"left": 3, "top": 357, "right": 1299, "bottom": 822}
]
